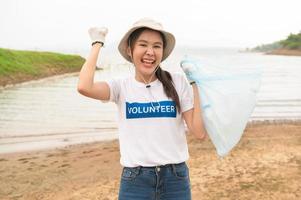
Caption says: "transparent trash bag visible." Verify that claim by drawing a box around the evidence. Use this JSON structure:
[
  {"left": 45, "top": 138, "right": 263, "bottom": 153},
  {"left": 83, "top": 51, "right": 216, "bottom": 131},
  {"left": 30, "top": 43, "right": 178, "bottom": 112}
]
[{"left": 180, "top": 56, "right": 262, "bottom": 157}]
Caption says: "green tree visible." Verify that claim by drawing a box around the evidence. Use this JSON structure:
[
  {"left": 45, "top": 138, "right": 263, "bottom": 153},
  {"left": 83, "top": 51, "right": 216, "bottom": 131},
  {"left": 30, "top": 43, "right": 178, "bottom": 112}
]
[{"left": 280, "top": 32, "right": 301, "bottom": 50}]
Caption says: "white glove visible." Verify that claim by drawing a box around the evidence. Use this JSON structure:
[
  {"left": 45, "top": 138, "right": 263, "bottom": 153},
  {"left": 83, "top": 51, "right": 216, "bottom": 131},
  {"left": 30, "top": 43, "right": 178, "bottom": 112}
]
[
  {"left": 88, "top": 27, "right": 108, "bottom": 46},
  {"left": 180, "top": 59, "right": 200, "bottom": 84}
]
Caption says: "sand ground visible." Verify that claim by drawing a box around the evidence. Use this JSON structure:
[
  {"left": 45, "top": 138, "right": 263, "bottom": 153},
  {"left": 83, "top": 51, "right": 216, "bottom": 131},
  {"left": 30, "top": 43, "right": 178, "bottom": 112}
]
[
  {"left": 267, "top": 49, "right": 301, "bottom": 56},
  {"left": 0, "top": 122, "right": 300, "bottom": 200}
]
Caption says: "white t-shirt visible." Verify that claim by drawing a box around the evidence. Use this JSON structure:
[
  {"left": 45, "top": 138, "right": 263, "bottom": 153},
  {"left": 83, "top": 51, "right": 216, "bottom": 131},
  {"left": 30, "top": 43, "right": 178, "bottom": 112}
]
[{"left": 106, "top": 72, "right": 194, "bottom": 167}]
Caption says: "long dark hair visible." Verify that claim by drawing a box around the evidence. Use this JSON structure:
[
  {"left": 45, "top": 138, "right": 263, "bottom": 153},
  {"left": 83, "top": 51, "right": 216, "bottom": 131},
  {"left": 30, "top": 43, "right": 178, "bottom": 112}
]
[{"left": 128, "top": 28, "right": 181, "bottom": 113}]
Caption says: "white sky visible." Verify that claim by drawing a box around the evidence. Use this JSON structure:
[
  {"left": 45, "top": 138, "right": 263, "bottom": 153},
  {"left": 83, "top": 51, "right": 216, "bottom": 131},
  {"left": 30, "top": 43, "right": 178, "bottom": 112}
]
[{"left": 0, "top": 0, "right": 300, "bottom": 52}]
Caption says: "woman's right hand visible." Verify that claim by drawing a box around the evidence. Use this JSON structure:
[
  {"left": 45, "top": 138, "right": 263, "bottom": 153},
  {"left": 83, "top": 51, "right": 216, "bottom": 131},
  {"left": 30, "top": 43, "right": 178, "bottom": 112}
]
[{"left": 88, "top": 27, "right": 108, "bottom": 45}]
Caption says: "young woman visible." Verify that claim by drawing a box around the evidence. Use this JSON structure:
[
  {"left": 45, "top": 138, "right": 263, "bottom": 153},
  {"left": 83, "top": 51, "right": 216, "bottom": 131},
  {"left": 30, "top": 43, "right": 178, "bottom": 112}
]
[{"left": 77, "top": 18, "right": 207, "bottom": 200}]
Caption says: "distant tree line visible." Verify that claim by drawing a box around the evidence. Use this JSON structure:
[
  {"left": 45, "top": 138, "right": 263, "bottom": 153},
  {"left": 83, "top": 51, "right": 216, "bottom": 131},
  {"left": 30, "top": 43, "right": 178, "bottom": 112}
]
[
  {"left": 251, "top": 31, "right": 301, "bottom": 52},
  {"left": 280, "top": 32, "right": 301, "bottom": 50}
]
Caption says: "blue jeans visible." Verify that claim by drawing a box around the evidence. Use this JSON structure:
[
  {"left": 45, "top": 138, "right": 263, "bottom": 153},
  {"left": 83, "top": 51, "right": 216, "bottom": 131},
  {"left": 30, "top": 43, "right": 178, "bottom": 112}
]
[{"left": 118, "top": 162, "right": 191, "bottom": 200}]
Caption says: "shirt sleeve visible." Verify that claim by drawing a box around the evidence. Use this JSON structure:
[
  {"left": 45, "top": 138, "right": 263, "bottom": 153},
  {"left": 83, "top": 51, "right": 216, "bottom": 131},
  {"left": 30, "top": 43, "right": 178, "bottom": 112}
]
[{"left": 102, "top": 78, "right": 121, "bottom": 104}]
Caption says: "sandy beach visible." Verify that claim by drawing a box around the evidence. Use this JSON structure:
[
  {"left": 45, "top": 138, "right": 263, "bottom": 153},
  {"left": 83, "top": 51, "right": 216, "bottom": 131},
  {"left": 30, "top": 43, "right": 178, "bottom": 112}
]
[
  {"left": 0, "top": 122, "right": 300, "bottom": 200},
  {"left": 266, "top": 48, "right": 301, "bottom": 56}
]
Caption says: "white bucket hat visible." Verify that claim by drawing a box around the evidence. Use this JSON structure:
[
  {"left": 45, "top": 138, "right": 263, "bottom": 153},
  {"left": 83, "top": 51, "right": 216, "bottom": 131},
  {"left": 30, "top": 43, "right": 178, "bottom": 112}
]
[{"left": 118, "top": 18, "right": 176, "bottom": 63}]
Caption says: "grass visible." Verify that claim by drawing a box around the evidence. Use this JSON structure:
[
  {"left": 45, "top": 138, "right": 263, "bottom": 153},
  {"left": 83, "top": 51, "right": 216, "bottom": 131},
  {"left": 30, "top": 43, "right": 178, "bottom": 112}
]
[{"left": 0, "top": 48, "right": 85, "bottom": 86}]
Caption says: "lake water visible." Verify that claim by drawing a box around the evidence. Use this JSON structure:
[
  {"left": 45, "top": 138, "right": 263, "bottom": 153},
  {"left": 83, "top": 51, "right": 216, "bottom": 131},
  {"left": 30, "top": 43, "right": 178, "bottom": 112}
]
[{"left": 1, "top": 47, "right": 301, "bottom": 154}]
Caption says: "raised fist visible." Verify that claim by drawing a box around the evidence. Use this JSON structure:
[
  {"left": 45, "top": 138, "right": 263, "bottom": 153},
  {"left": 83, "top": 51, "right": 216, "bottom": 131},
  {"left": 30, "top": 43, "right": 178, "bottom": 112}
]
[{"left": 88, "top": 27, "right": 108, "bottom": 45}]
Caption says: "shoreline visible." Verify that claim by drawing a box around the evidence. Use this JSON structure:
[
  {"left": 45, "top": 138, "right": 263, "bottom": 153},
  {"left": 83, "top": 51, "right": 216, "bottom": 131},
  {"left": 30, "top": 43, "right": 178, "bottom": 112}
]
[
  {"left": 243, "top": 48, "right": 301, "bottom": 57},
  {"left": 0, "top": 70, "right": 81, "bottom": 90},
  {"left": 0, "top": 69, "right": 106, "bottom": 90},
  {"left": 266, "top": 48, "right": 301, "bottom": 56},
  {"left": 1, "top": 119, "right": 301, "bottom": 156},
  {"left": 1, "top": 122, "right": 300, "bottom": 199}
]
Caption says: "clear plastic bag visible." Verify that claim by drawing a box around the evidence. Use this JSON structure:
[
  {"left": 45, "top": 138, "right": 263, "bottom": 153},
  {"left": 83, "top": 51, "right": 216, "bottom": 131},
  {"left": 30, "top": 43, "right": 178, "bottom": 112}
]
[{"left": 180, "top": 56, "right": 262, "bottom": 157}]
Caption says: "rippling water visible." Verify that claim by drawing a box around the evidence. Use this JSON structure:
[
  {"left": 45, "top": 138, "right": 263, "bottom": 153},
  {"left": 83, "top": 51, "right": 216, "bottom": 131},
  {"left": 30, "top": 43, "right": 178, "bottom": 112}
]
[{"left": 1, "top": 47, "right": 301, "bottom": 153}]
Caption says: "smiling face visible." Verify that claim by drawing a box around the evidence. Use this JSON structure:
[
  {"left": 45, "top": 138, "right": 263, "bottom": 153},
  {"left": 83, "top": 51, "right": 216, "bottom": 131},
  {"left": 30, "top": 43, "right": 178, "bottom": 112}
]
[{"left": 127, "top": 29, "right": 164, "bottom": 82}]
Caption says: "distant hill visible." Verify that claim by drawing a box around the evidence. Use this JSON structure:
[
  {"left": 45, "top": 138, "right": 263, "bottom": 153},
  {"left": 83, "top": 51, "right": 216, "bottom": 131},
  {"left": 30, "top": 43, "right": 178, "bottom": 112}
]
[
  {"left": 0, "top": 48, "right": 85, "bottom": 87},
  {"left": 249, "top": 31, "right": 301, "bottom": 56}
]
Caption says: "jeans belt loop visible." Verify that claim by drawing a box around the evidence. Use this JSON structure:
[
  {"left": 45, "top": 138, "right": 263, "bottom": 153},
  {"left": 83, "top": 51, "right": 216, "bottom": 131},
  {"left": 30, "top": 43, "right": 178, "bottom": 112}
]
[
  {"left": 171, "top": 163, "right": 177, "bottom": 174},
  {"left": 134, "top": 166, "right": 141, "bottom": 174}
]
